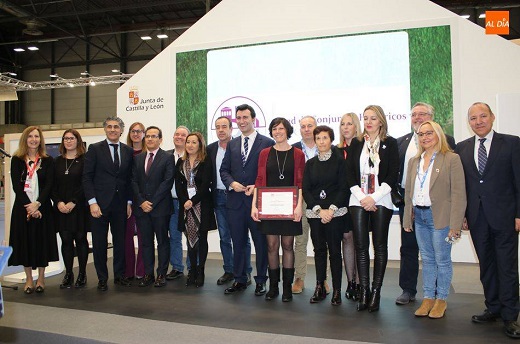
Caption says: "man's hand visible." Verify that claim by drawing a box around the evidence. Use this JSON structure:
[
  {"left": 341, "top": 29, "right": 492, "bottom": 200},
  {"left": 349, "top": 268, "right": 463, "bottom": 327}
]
[
  {"left": 90, "top": 203, "right": 102, "bottom": 218},
  {"left": 462, "top": 217, "right": 469, "bottom": 231},
  {"left": 140, "top": 201, "right": 153, "bottom": 213},
  {"left": 230, "top": 182, "right": 247, "bottom": 193}
]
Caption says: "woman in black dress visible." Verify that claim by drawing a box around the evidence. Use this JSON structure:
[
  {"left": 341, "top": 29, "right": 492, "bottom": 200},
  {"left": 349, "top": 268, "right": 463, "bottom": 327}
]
[
  {"left": 8, "top": 126, "right": 57, "bottom": 294},
  {"left": 175, "top": 132, "right": 216, "bottom": 287},
  {"left": 302, "top": 125, "right": 348, "bottom": 305},
  {"left": 251, "top": 118, "right": 305, "bottom": 302},
  {"left": 52, "top": 129, "right": 88, "bottom": 289}
]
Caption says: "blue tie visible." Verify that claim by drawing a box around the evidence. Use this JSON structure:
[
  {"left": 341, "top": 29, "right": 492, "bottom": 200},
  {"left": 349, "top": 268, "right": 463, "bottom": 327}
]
[
  {"left": 242, "top": 137, "right": 249, "bottom": 167},
  {"left": 478, "top": 138, "right": 487, "bottom": 175}
]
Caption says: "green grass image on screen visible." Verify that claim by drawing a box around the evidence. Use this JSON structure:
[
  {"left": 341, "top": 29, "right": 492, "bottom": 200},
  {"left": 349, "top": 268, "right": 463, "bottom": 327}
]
[{"left": 176, "top": 25, "right": 452, "bottom": 139}]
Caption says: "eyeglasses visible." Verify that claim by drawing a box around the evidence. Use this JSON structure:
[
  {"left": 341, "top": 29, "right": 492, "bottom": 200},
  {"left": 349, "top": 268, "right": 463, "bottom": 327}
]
[
  {"left": 417, "top": 131, "right": 435, "bottom": 138},
  {"left": 411, "top": 112, "right": 430, "bottom": 118},
  {"left": 130, "top": 129, "right": 143, "bottom": 134},
  {"left": 145, "top": 135, "right": 160, "bottom": 139},
  {"left": 63, "top": 137, "right": 76, "bottom": 141}
]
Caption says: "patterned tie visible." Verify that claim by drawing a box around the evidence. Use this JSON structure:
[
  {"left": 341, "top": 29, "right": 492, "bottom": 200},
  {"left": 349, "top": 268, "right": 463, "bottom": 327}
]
[
  {"left": 110, "top": 143, "right": 119, "bottom": 171},
  {"left": 478, "top": 138, "right": 487, "bottom": 175},
  {"left": 242, "top": 137, "right": 249, "bottom": 167},
  {"left": 145, "top": 152, "right": 154, "bottom": 176}
]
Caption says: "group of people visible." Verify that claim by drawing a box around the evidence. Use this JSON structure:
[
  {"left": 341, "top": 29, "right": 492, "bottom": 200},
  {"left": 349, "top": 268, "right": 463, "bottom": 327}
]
[{"left": 7, "top": 101, "right": 520, "bottom": 339}]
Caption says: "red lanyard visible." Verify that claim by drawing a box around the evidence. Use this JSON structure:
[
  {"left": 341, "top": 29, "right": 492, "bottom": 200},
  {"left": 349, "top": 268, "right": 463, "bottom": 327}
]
[{"left": 26, "top": 155, "right": 40, "bottom": 180}]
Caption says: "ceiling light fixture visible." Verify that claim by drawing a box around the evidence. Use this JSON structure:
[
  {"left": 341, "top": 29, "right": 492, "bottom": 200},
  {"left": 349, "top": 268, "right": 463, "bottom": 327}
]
[
  {"left": 111, "top": 69, "right": 120, "bottom": 73},
  {"left": 460, "top": 14, "right": 470, "bottom": 19},
  {"left": 28, "top": 46, "right": 39, "bottom": 51},
  {"left": 90, "top": 80, "right": 96, "bottom": 86},
  {"left": 140, "top": 36, "right": 152, "bottom": 40},
  {"left": 50, "top": 74, "right": 58, "bottom": 78},
  {"left": 14, "top": 48, "right": 25, "bottom": 52},
  {"left": 479, "top": 13, "right": 486, "bottom": 19},
  {"left": 157, "top": 34, "right": 168, "bottom": 39}
]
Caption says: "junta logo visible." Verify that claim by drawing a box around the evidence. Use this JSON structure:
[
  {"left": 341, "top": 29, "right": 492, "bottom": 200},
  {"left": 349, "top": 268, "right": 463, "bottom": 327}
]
[
  {"left": 485, "top": 11, "right": 509, "bottom": 35},
  {"left": 128, "top": 87, "right": 139, "bottom": 105}
]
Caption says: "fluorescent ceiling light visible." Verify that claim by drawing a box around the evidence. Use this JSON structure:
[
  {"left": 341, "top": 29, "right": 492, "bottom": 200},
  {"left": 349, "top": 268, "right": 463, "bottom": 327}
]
[
  {"left": 140, "top": 36, "right": 152, "bottom": 40},
  {"left": 112, "top": 69, "right": 120, "bottom": 73},
  {"left": 28, "top": 46, "right": 39, "bottom": 51},
  {"left": 8, "top": 72, "right": 17, "bottom": 76},
  {"left": 460, "top": 14, "right": 470, "bottom": 19},
  {"left": 50, "top": 74, "right": 58, "bottom": 78},
  {"left": 479, "top": 13, "right": 486, "bottom": 18},
  {"left": 157, "top": 34, "right": 168, "bottom": 39},
  {"left": 14, "top": 48, "right": 25, "bottom": 52}
]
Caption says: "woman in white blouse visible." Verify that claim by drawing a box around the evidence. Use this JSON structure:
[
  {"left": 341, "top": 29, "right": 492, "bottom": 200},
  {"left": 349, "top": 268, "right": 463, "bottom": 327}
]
[
  {"left": 403, "top": 120, "right": 466, "bottom": 319},
  {"left": 346, "top": 105, "right": 399, "bottom": 312}
]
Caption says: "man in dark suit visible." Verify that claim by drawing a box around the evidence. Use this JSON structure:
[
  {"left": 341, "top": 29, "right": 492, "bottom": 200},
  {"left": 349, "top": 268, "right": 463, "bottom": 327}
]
[
  {"left": 220, "top": 104, "right": 274, "bottom": 295},
  {"left": 395, "top": 102, "right": 456, "bottom": 305},
  {"left": 455, "top": 102, "right": 520, "bottom": 339},
  {"left": 83, "top": 116, "right": 134, "bottom": 291},
  {"left": 131, "top": 126, "right": 174, "bottom": 288},
  {"left": 207, "top": 116, "right": 252, "bottom": 285}
]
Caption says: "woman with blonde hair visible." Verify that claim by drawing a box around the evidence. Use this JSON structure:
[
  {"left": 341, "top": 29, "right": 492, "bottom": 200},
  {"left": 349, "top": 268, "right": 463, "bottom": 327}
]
[
  {"left": 346, "top": 105, "right": 399, "bottom": 312},
  {"left": 403, "top": 120, "right": 466, "bottom": 319},
  {"left": 8, "top": 126, "right": 58, "bottom": 294},
  {"left": 338, "top": 112, "right": 362, "bottom": 301},
  {"left": 124, "top": 122, "right": 146, "bottom": 280}
]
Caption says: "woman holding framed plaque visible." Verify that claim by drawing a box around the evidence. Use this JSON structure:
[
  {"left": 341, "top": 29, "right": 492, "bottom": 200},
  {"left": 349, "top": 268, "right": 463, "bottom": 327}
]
[
  {"left": 251, "top": 117, "right": 305, "bottom": 302},
  {"left": 302, "top": 125, "right": 349, "bottom": 306},
  {"left": 346, "top": 105, "right": 399, "bottom": 312}
]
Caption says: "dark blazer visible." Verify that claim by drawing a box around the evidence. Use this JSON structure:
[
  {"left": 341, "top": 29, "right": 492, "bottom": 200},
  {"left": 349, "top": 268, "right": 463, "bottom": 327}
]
[
  {"left": 455, "top": 132, "right": 520, "bottom": 229},
  {"left": 131, "top": 148, "right": 174, "bottom": 218},
  {"left": 207, "top": 141, "right": 222, "bottom": 202},
  {"left": 174, "top": 155, "right": 216, "bottom": 233},
  {"left": 346, "top": 136, "right": 400, "bottom": 193},
  {"left": 397, "top": 132, "right": 456, "bottom": 187},
  {"left": 219, "top": 133, "right": 274, "bottom": 210},
  {"left": 83, "top": 140, "right": 133, "bottom": 212}
]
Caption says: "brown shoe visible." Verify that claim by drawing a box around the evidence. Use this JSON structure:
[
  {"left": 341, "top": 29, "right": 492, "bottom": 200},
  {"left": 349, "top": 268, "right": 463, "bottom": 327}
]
[
  {"left": 324, "top": 280, "right": 331, "bottom": 295},
  {"left": 414, "top": 298, "right": 436, "bottom": 317},
  {"left": 428, "top": 299, "right": 447, "bottom": 319},
  {"left": 292, "top": 278, "right": 304, "bottom": 294}
]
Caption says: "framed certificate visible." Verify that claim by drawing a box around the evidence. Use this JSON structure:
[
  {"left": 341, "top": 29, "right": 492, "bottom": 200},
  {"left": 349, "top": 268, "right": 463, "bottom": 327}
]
[{"left": 257, "top": 186, "right": 298, "bottom": 220}]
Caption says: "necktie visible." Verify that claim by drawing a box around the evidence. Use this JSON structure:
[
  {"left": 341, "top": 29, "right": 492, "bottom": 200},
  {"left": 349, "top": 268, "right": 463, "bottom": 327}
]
[
  {"left": 110, "top": 143, "right": 119, "bottom": 171},
  {"left": 145, "top": 152, "right": 154, "bottom": 175},
  {"left": 242, "top": 137, "right": 249, "bottom": 167},
  {"left": 478, "top": 138, "right": 487, "bottom": 175}
]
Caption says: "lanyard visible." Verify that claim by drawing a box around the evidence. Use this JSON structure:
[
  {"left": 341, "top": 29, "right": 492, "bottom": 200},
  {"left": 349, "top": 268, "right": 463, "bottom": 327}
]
[
  {"left": 416, "top": 152, "right": 436, "bottom": 189},
  {"left": 26, "top": 155, "right": 40, "bottom": 180}
]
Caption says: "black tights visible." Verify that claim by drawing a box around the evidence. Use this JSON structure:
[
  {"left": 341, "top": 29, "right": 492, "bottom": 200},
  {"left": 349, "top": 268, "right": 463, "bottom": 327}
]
[
  {"left": 349, "top": 206, "right": 393, "bottom": 289},
  {"left": 266, "top": 235, "right": 294, "bottom": 269},
  {"left": 187, "top": 231, "right": 208, "bottom": 269},
  {"left": 59, "top": 231, "right": 88, "bottom": 274}
]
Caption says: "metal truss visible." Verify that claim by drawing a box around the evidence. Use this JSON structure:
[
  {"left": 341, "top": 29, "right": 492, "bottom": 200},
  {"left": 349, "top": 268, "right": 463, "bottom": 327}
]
[{"left": 0, "top": 73, "right": 133, "bottom": 91}]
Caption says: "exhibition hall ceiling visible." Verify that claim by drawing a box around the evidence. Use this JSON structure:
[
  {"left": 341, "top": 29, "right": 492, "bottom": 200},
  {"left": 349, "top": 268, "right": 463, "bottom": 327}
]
[{"left": 0, "top": 0, "right": 518, "bottom": 73}]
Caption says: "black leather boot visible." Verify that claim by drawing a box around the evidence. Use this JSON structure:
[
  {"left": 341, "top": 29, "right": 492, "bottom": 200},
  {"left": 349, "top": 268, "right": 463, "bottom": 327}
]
[
  {"left": 345, "top": 280, "right": 357, "bottom": 300},
  {"left": 74, "top": 272, "right": 87, "bottom": 288},
  {"left": 265, "top": 268, "right": 280, "bottom": 300},
  {"left": 282, "top": 268, "right": 294, "bottom": 302},
  {"left": 195, "top": 265, "right": 205, "bottom": 287},
  {"left": 368, "top": 287, "right": 381, "bottom": 312},
  {"left": 353, "top": 283, "right": 361, "bottom": 301},
  {"left": 331, "top": 289, "right": 342, "bottom": 306},
  {"left": 60, "top": 272, "right": 74, "bottom": 289},
  {"left": 357, "top": 286, "right": 370, "bottom": 311},
  {"left": 310, "top": 281, "right": 327, "bottom": 303},
  {"left": 186, "top": 269, "right": 197, "bottom": 287}
]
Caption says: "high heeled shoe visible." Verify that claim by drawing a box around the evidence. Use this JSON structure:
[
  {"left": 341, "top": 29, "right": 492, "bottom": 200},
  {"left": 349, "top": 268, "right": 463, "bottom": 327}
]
[
  {"left": 345, "top": 280, "right": 357, "bottom": 300},
  {"left": 24, "top": 286, "right": 34, "bottom": 294},
  {"left": 357, "top": 286, "right": 370, "bottom": 311},
  {"left": 35, "top": 285, "right": 45, "bottom": 293},
  {"left": 368, "top": 287, "right": 381, "bottom": 312},
  {"left": 60, "top": 272, "right": 74, "bottom": 289},
  {"left": 310, "top": 281, "right": 327, "bottom": 303},
  {"left": 331, "top": 289, "right": 342, "bottom": 306}
]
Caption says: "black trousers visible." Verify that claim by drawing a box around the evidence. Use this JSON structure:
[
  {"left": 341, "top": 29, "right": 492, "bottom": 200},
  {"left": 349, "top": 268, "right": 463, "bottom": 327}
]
[
  {"left": 350, "top": 206, "right": 393, "bottom": 289},
  {"left": 187, "top": 230, "right": 208, "bottom": 270},
  {"left": 398, "top": 196, "right": 419, "bottom": 296},
  {"left": 136, "top": 214, "right": 170, "bottom": 276},
  {"left": 90, "top": 197, "right": 127, "bottom": 281},
  {"left": 309, "top": 217, "right": 344, "bottom": 290}
]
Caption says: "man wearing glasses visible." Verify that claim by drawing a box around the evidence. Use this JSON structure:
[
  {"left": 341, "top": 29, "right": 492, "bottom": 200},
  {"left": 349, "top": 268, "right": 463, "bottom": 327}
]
[
  {"left": 131, "top": 126, "right": 174, "bottom": 288},
  {"left": 83, "top": 116, "right": 134, "bottom": 291},
  {"left": 395, "top": 103, "right": 455, "bottom": 305}
]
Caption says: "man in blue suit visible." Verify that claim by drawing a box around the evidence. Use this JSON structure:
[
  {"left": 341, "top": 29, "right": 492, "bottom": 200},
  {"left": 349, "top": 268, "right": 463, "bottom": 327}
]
[
  {"left": 83, "top": 116, "right": 134, "bottom": 291},
  {"left": 455, "top": 102, "right": 520, "bottom": 339},
  {"left": 220, "top": 104, "right": 274, "bottom": 295},
  {"left": 131, "top": 126, "right": 174, "bottom": 288}
]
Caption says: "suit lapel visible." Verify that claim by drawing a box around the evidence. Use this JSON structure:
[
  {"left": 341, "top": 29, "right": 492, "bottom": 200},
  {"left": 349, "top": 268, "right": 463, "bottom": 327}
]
[
  {"left": 245, "top": 134, "right": 261, "bottom": 167},
  {"left": 483, "top": 133, "right": 502, "bottom": 176},
  {"left": 102, "top": 141, "right": 116, "bottom": 172},
  {"left": 429, "top": 153, "right": 444, "bottom": 190}
]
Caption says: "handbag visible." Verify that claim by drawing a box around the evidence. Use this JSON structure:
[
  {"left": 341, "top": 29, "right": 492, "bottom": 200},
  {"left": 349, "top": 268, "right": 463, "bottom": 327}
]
[{"left": 391, "top": 187, "right": 404, "bottom": 207}]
